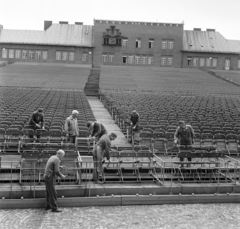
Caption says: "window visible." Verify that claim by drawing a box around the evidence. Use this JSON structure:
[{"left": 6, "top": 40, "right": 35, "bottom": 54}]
[
  {"left": 149, "top": 39, "right": 154, "bottom": 49},
  {"left": 109, "top": 55, "right": 114, "bottom": 63},
  {"left": 225, "top": 59, "right": 230, "bottom": 69},
  {"left": 122, "top": 39, "right": 128, "bottom": 47},
  {"left": 135, "top": 56, "right": 140, "bottom": 64},
  {"left": 141, "top": 56, "right": 147, "bottom": 65},
  {"left": 161, "top": 57, "right": 167, "bottom": 66},
  {"left": 200, "top": 58, "right": 205, "bottom": 67},
  {"left": 193, "top": 58, "right": 198, "bottom": 66},
  {"left": 162, "top": 41, "right": 167, "bottom": 49},
  {"left": 168, "top": 41, "right": 174, "bottom": 49},
  {"left": 206, "top": 58, "right": 211, "bottom": 67},
  {"left": 9, "top": 49, "right": 14, "bottom": 58},
  {"left": 82, "top": 54, "right": 88, "bottom": 62},
  {"left": 212, "top": 58, "right": 218, "bottom": 67},
  {"left": 22, "top": 50, "right": 28, "bottom": 59},
  {"left": 128, "top": 55, "right": 134, "bottom": 64},
  {"left": 29, "top": 50, "right": 35, "bottom": 60},
  {"left": 162, "top": 40, "right": 174, "bottom": 49},
  {"left": 136, "top": 39, "right": 141, "bottom": 48},
  {"left": 122, "top": 56, "right": 127, "bottom": 64},
  {"left": 42, "top": 51, "right": 48, "bottom": 60},
  {"left": 2, "top": 48, "right": 7, "bottom": 58},
  {"left": 36, "top": 51, "right": 41, "bottom": 60},
  {"left": 148, "top": 56, "right": 153, "bottom": 65},
  {"left": 56, "top": 51, "right": 61, "bottom": 60},
  {"left": 167, "top": 57, "right": 173, "bottom": 66},
  {"left": 238, "top": 59, "right": 240, "bottom": 68},
  {"left": 62, "top": 52, "right": 68, "bottom": 61},
  {"left": 187, "top": 57, "right": 192, "bottom": 66},
  {"left": 69, "top": 52, "right": 75, "bottom": 61},
  {"left": 102, "top": 55, "right": 107, "bottom": 63},
  {"left": 15, "top": 50, "right": 21, "bottom": 59}
]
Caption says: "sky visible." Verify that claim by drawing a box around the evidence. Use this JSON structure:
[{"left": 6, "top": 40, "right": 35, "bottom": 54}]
[{"left": 0, "top": 0, "right": 240, "bottom": 40}]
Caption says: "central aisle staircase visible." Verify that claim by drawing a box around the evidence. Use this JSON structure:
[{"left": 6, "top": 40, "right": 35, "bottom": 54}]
[
  {"left": 87, "top": 96, "right": 131, "bottom": 147},
  {"left": 84, "top": 68, "right": 100, "bottom": 96}
]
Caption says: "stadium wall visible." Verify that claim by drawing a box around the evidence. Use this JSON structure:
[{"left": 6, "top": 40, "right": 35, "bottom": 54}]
[
  {"left": 0, "top": 44, "right": 93, "bottom": 65},
  {"left": 93, "top": 20, "right": 183, "bottom": 68},
  {"left": 182, "top": 52, "right": 240, "bottom": 71}
]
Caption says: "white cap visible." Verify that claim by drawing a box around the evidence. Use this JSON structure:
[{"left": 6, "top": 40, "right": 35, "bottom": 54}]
[{"left": 72, "top": 110, "right": 79, "bottom": 115}]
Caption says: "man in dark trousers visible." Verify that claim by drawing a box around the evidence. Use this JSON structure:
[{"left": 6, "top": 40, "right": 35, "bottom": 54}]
[
  {"left": 28, "top": 108, "right": 45, "bottom": 138},
  {"left": 87, "top": 121, "right": 107, "bottom": 140},
  {"left": 44, "top": 149, "right": 66, "bottom": 212},
  {"left": 92, "top": 132, "right": 117, "bottom": 183},
  {"left": 174, "top": 120, "right": 195, "bottom": 166},
  {"left": 129, "top": 110, "right": 140, "bottom": 143},
  {"left": 64, "top": 110, "right": 79, "bottom": 144}
]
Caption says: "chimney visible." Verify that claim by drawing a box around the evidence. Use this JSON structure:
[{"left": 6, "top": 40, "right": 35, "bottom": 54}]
[
  {"left": 207, "top": 29, "right": 215, "bottom": 32},
  {"left": 75, "top": 22, "right": 83, "bottom": 25},
  {"left": 193, "top": 28, "right": 201, "bottom": 31},
  {"left": 59, "top": 21, "right": 68, "bottom": 24},
  {"left": 44, "top": 21, "right": 52, "bottom": 30}
]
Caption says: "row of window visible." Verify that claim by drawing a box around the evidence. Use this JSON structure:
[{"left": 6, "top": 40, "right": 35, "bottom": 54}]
[
  {"left": 1, "top": 48, "right": 92, "bottom": 63},
  {"left": 102, "top": 54, "right": 173, "bottom": 66},
  {"left": 55, "top": 51, "right": 75, "bottom": 61},
  {"left": 103, "top": 37, "right": 174, "bottom": 49},
  {"left": 2, "top": 49, "right": 48, "bottom": 60},
  {"left": 188, "top": 57, "right": 218, "bottom": 67},
  {"left": 124, "top": 39, "right": 174, "bottom": 49}
]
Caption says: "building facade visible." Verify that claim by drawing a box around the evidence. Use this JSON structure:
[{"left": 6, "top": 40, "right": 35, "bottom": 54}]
[
  {"left": 93, "top": 19, "right": 184, "bottom": 68},
  {"left": 0, "top": 20, "right": 240, "bottom": 71},
  {"left": 182, "top": 29, "right": 240, "bottom": 71},
  {"left": 0, "top": 21, "right": 94, "bottom": 65}
]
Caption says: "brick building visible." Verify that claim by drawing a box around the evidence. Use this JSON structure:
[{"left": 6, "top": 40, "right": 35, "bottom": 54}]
[
  {"left": 182, "top": 29, "right": 240, "bottom": 70},
  {"left": 93, "top": 19, "right": 184, "bottom": 68},
  {"left": 0, "top": 21, "right": 94, "bottom": 65},
  {"left": 1, "top": 19, "right": 240, "bottom": 70}
]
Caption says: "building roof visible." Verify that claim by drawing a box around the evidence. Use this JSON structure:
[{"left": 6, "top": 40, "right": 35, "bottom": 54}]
[
  {"left": 0, "top": 24, "right": 93, "bottom": 47},
  {"left": 183, "top": 30, "right": 240, "bottom": 54}
]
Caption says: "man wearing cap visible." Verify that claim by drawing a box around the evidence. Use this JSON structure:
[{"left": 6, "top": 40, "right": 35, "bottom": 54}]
[
  {"left": 92, "top": 132, "right": 117, "bottom": 183},
  {"left": 87, "top": 121, "right": 107, "bottom": 140},
  {"left": 129, "top": 110, "right": 140, "bottom": 143},
  {"left": 28, "top": 108, "right": 45, "bottom": 138},
  {"left": 44, "top": 149, "right": 67, "bottom": 212},
  {"left": 64, "top": 110, "right": 79, "bottom": 144},
  {"left": 174, "top": 121, "right": 195, "bottom": 166}
]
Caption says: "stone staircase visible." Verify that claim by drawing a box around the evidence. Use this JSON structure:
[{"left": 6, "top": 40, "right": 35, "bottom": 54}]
[{"left": 84, "top": 67, "right": 100, "bottom": 96}]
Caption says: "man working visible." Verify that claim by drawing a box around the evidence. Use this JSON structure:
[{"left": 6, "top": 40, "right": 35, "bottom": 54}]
[
  {"left": 129, "top": 110, "right": 140, "bottom": 143},
  {"left": 92, "top": 132, "right": 117, "bottom": 183},
  {"left": 64, "top": 110, "right": 79, "bottom": 144},
  {"left": 174, "top": 120, "right": 195, "bottom": 166},
  {"left": 44, "top": 149, "right": 67, "bottom": 212},
  {"left": 87, "top": 121, "right": 107, "bottom": 140},
  {"left": 28, "top": 108, "right": 45, "bottom": 138}
]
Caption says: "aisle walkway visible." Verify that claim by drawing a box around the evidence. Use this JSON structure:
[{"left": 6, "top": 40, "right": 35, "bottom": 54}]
[{"left": 87, "top": 96, "right": 130, "bottom": 147}]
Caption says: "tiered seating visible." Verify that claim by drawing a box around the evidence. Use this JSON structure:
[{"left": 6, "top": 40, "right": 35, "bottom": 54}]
[
  {"left": 100, "top": 66, "right": 240, "bottom": 94},
  {"left": 211, "top": 70, "right": 240, "bottom": 87},
  {"left": 0, "top": 88, "right": 95, "bottom": 136},
  {"left": 0, "top": 63, "right": 90, "bottom": 89}
]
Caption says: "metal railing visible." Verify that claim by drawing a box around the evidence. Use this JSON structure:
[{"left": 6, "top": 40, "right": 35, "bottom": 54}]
[{"left": 1, "top": 154, "right": 240, "bottom": 198}]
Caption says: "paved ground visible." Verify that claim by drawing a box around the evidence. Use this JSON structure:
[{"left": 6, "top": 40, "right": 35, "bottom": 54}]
[{"left": 1, "top": 204, "right": 240, "bottom": 229}]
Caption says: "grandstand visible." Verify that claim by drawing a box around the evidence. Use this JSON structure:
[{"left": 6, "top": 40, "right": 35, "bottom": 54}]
[
  {"left": 1, "top": 61, "right": 240, "bottom": 208},
  {"left": 100, "top": 66, "right": 240, "bottom": 94},
  {"left": 0, "top": 63, "right": 91, "bottom": 89}
]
